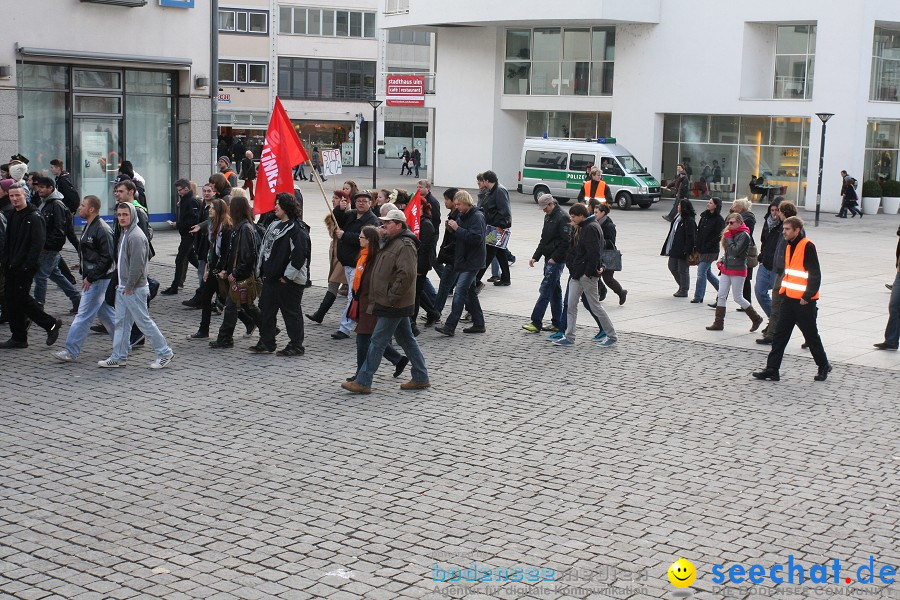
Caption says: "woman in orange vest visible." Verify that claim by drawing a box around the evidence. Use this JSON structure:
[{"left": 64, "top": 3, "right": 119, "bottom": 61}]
[
  {"left": 577, "top": 166, "right": 612, "bottom": 204},
  {"left": 753, "top": 216, "right": 831, "bottom": 382}
]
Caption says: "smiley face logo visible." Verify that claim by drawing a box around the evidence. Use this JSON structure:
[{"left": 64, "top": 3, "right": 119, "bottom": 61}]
[{"left": 667, "top": 559, "right": 696, "bottom": 587}]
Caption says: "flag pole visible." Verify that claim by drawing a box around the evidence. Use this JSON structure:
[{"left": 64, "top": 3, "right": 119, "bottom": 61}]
[{"left": 308, "top": 159, "right": 339, "bottom": 234}]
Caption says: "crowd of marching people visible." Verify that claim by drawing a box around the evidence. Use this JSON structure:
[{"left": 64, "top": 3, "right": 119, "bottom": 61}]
[{"left": 3, "top": 151, "right": 899, "bottom": 388}]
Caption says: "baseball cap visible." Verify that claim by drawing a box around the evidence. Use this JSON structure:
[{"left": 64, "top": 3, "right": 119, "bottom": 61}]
[{"left": 378, "top": 209, "right": 407, "bottom": 223}]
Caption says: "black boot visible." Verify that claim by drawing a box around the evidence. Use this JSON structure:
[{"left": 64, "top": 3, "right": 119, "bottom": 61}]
[
  {"left": 752, "top": 367, "right": 780, "bottom": 381},
  {"left": 306, "top": 291, "right": 336, "bottom": 323},
  {"left": 813, "top": 363, "right": 832, "bottom": 382}
]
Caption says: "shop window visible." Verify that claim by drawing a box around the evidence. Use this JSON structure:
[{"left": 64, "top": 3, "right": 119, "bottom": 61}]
[
  {"left": 525, "top": 112, "right": 610, "bottom": 140},
  {"left": 773, "top": 25, "right": 816, "bottom": 99},
  {"left": 74, "top": 69, "right": 121, "bottom": 91},
  {"left": 871, "top": 26, "right": 900, "bottom": 102},
  {"left": 865, "top": 120, "right": 900, "bottom": 181},
  {"left": 505, "top": 26, "right": 614, "bottom": 96}
]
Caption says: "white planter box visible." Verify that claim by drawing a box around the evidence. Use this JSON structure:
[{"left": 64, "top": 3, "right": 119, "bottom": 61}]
[
  {"left": 862, "top": 196, "right": 882, "bottom": 215},
  {"left": 882, "top": 196, "right": 900, "bottom": 215}
]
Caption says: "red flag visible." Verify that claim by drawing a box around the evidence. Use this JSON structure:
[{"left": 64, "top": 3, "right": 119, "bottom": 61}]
[
  {"left": 253, "top": 97, "right": 309, "bottom": 215},
  {"left": 405, "top": 190, "right": 422, "bottom": 237}
]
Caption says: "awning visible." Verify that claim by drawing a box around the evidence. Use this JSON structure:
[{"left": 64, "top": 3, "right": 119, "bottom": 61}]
[{"left": 16, "top": 44, "right": 192, "bottom": 68}]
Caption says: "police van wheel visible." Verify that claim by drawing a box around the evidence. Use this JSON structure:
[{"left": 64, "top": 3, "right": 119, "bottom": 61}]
[
  {"left": 533, "top": 186, "right": 550, "bottom": 204},
  {"left": 615, "top": 191, "right": 633, "bottom": 210},
  {"left": 557, "top": 197, "right": 570, "bottom": 205},
  {"left": 638, "top": 203, "right": 651, "bottom": 209}
]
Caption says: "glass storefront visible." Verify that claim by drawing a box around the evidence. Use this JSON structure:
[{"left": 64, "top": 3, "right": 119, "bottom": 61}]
[
  {"left": 291, "top": 120, "right": 354, "bottom": 165},
  {"left": 18, "top": 63, "right": 176, "bottom": 219},
  {"left": 384, "top": 121, "right": 428, "bottom": 167},
  {"left": 662, "top": 114, "right": 810, "bottom": 205},
  {"left": 864, "top": 119, "right": 899, "bottom": 182}
]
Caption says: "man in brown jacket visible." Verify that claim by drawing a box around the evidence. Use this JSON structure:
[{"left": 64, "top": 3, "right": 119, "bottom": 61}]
[{"left": 342, "top": 209, "right": 430, "bottom": 394}]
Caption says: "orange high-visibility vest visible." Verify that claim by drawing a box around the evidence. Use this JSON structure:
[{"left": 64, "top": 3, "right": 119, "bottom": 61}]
[
  {"left": 582, "top": 179, "right": 607, "bottom": 202},
  {"left": 780, "top": 238, "right": 819, "bottom": 300}
]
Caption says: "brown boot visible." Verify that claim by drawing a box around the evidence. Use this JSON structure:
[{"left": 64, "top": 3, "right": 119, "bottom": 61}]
[
  {"left": 745, "top": 306, "right": 764, "bottom": 332},
  {"left": 706, "top": 306, "right": 726, "bottom": 330}
]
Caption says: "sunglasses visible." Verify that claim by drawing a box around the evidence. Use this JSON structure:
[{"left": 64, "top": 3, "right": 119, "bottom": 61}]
[{"left": 727, "top": 220, "right": 737, "bottom": 224}]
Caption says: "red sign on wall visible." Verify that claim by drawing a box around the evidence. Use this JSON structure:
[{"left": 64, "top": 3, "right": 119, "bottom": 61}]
[{"left": 386, "top": 75, "right": 425, "bottom": 107}]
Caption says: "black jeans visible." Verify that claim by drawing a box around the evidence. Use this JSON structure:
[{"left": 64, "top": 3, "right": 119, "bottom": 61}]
[
  {"left": 259, "top": 279, "right": 304, "bottom": 349},
  {"left": 5, "top": 269, "right": 56, "bottom": 341},
  {"left": 743, "top": 266, "right": 754, "bottom": 305},
  {"left": 172, "top": 230, "right": 198, "bottom": 288},
  {"left": 199, "top": 275, "right": 255, "bottom": 334},
  {"left": 478, "top": 245, "right": 510, "bottom": 284},
  {"left": 216, "top": 286, "right": 262, "bottom": 340},
  {"left": 599, "top": 269, "right": 624, "bottom": 296},
  {"left": 766, "top": 298, "right": 829, "bottom": 371}
]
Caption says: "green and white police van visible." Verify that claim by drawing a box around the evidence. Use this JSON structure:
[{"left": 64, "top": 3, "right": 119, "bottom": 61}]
[{"left": 517, "top": 138, "right": 661, "bottom": 209}]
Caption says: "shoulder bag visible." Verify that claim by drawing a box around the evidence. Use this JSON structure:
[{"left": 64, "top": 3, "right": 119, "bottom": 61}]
[{"left": 228, "top": 228, "right": 259, "bottom": 305}]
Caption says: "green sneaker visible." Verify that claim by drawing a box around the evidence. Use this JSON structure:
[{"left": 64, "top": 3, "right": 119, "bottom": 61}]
[
  {"left": 522, "top": 323, "right": 540, "bottom": 333},
  {"left": 543, "top": 325, "right": 559, "bottom": 333}
]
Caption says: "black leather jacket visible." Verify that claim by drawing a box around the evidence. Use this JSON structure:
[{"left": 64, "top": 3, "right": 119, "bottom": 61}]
[
  {"left": 532, "top": 204, "right": 570, "bottom": 262},
  {"left": 79, "top": 217, "right": 115, "bottom": 283},
  {"left": 223, "top": 220, "right": 258, "bottom": 280},
  {"left": 39, "top": 196, "right": 69, "bottom": 252},
  {"left": 482, "top": 183, "right": 512, "bottom": 229}
]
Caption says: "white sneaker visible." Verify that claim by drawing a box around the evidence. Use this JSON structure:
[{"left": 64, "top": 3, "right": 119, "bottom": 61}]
[
  {"left": 53, "top": 349, "right": 75, "bottom": 362},
  {"left": 97, "top": 358, "right": 126, "bottom": 368},
  {"left": 150, "top": 353, "right": 174, "bottom": 369}
]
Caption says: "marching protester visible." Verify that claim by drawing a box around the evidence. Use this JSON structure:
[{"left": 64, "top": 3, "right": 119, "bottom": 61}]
[
  {"left": 32, "top": 177, "right": 81, "bottom": 314},
  {"left": 53, "top": 195, "right": 116, "bottom": 362},
  {"left": 412, "top": 200, "right": 438, "bottom": 335},
  {"left": 306, "top": 189, "right": 351, "bottom": 325},
  {"left": 217, "top": 156, "right": 239, "bottom": 188},
  {"left": 435, "top": 191, "right": 487, "bottom": 336},
  {"left": 731, "top": 197, "right": 757, "bottom": 308},
  {"left": 874, "top": 223, "right": 900, "bottom": 351},
  {"left": 429, "top": 187, "right": 460, "bottom": 326},
  {"left": 161, "top": 179, "right": 201, "bottom": 296},
  {"left": 476, "top": 170, "right": 512, "bottom": 288},
  {"left": 553, "top": 203, "right": 618, "bottom": 348},
  {"left": 0, "top": 183, "right": 63, "bottom": 349},
  {"left": 49, "top": 159, "right": 80, "bottom": 214},
  {"left": 330, "top": 190, "right": 379, "bottom": 340},
  {"left": 661, "top": 198, "right": 696, "bottom": 298},
  {"left": 342, "top": 209, "right": 429, "bottom": 394},
  {"left": 755, "top": 200, "right": 783, "bottom": 322},
  {"left": 692, "top": 197, "right": 725, "bottom": 304},
  {"left": 753, "top": 216, "right": 832, "bottom": 382},
  {"left": 757, "top": 200, "right": 798, "bottom": 345},
  {"left": 594, "top": 203, "right": 627, "bottom": 305},
  {"left": 252, "top": 192, "right": 310, "bottom": 356},
  {"left": 705, "top": 213, "right": 764, "bottom": 332},
  {"left": 209, "top": 196, "right": 262, "bottom": 349},
  {"left": 98, "top": 202, "right": 174, "bottom": 369},
  {"left": 348, "top": 225, "right": 409, "bottom": 381},
  {"left": 523, "top": 194, "right": 569, "bottom": 333}
]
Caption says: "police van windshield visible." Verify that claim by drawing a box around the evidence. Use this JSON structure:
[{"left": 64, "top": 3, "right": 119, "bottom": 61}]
[{"left": 616, "top": 155, "right": 647, "bottom": 174}]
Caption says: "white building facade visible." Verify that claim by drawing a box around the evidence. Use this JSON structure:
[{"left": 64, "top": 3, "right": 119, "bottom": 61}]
[
  {"left": 382, "top": 0, "right": 900, "bottom": 211},
  {"left": 2, "top": 0, "right": 215, "bottom": 221}
]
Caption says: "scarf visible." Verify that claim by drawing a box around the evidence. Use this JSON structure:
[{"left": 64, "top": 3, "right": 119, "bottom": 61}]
[
  {"left": 724, "top": 223, "right": 751, "bottom": 239},
  {"left": 352, "top": 246, "right": 369, "bottom": 294},
  {"left": 765, "top": 214, "right": 779, "bottom": 231}
]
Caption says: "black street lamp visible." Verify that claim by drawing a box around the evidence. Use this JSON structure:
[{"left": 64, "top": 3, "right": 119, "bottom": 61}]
[
  {"left": 368, "top": 99, "right": 383, "bottom": 189},
  {"left": 814, "top": 112, "right": 834, "bottom": 227}
]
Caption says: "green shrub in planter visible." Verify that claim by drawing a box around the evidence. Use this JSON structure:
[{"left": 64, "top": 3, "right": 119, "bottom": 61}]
[
  {"left": 862, "top": 180, "right": 883, "bottom": 197},
  {"left": 880, "top": 179, "right": 900, "bottom": 197}
]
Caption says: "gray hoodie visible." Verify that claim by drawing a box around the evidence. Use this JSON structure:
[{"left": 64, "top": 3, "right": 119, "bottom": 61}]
[{"left": 116, "top": 202, "right": 149, "bottom": 292}]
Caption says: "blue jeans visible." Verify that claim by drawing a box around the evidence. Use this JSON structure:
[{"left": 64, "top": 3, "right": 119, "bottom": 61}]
[
  {"left": 423, "top": 277, "right": 437, "bottom": 307},
  {"left": 490, "top": 257, "right": 500, "bottom": 278},
  {"left": 356, "top": 316, "right": 428, "bottom": 387},
  {"left": 444, "top": 270, "right": 483, "bottom": 331},
  {"left": 693, "top": 261, "right": 720, "bottom": 301},
  {"left": 65, "top": 278, "right": 115, "bottom": 358},
  {"left": 530, "top": 260, "right": 564, "bottom": 329},
  {"left": 339, "top": 265, "right": 357, "bottom": 334},
  {"left": 110, "top": 286, "right": 173, "bottom": 361},
  {"left": 355, "top": 332, "right": 403, "bottom": 379},
  {"left": 754, "top": 264, "right": 776, "bottom": 317},
  {"left": 434, "top": 267, "right": 459, "bottom": 315},
  {"left": 35, "top": 250, "right": 81, "bottom": 308},
  {"left": 885, "top": 271, "right": 900, "bottom": 346}
]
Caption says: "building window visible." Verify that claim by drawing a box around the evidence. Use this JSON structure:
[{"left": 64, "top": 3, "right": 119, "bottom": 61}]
[
  {"left": 871, "top": 27, "right": 900, "bottom": 102},
  {"left": 505, "top": 26, "right": 614, "bottom": 96},
  {"left": 219, "top": 61, "right": 268, "bottom": 85},
  {"left": 278, "top": 58, "right": 375, "bottom": 100},
  {"left": 661, "top": 114, "right": 810, "bottom": 205},
  {"left": 387, "top": 30, "right": 430, "bottom": 45},
  {"left": 219, "top": 8, "right": 268, "bottom": 34},
  {"left": 525, "top": 111, "right": 611, "bottom": 140},
  {"left": 773, "top": 25, "right": 816, "bottom": 99},
  {"left": 865, "top": 120, "right": 899, "bottom": 181},
  {"left": 279, "top": 6, "right": 375, "bottom": 38}
]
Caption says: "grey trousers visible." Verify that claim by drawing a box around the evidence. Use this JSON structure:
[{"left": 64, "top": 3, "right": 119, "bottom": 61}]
[
  {"left": 564, "top": 275, "right": 617, "bottom": 342},
  {"left": 667, "top": 256, "right": 690, "bottom": 293}
]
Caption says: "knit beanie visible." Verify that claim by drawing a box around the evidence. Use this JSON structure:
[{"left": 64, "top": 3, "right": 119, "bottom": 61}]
[
  {"left": 0, "top": 178, "right": 15, "bottom": 192},
  {"left": 218, "top": 156, "right": 231, "bottom": 168}
]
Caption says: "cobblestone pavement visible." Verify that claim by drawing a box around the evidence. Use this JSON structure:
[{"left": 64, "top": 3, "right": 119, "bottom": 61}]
[{"left": 1, "top": 243, "right": 899, "bottom": 599}]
